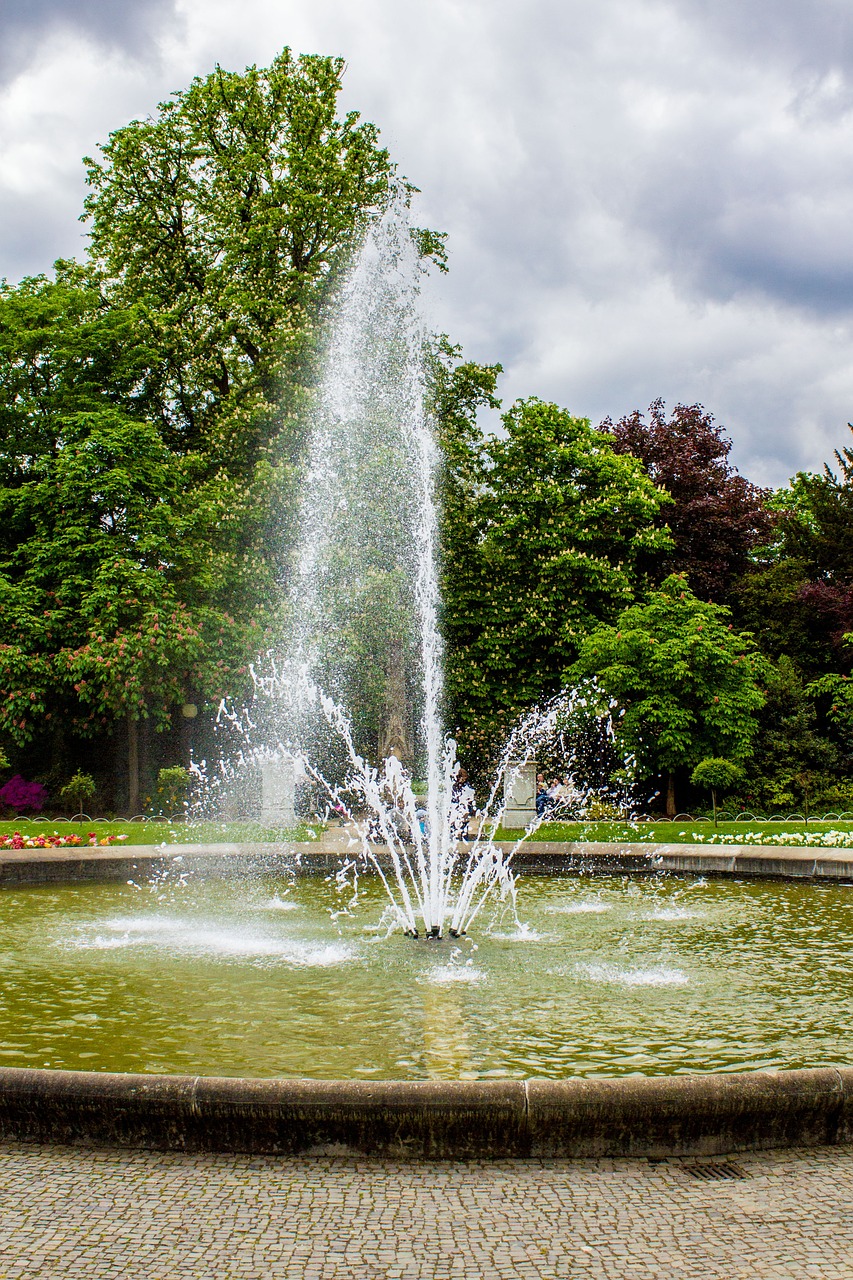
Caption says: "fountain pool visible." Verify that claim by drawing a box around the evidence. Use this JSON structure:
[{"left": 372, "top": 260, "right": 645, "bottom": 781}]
[{"left": 2, "top": 872, "right": 850, "bottom": 1081}]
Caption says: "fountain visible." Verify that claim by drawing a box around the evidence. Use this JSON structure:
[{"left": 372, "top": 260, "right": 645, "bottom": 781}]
[
  {"left": 0, "top": 187, "right": 850, "bottom": 1162},
  {"left": 213, "top": 185, "right": 580, "bottom": 940}
]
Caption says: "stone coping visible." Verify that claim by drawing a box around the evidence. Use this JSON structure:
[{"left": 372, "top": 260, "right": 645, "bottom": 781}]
[
  {"left": 1, "top": 839, "right": 852, "bottom": 886},
  {"left": 0, "top": 1066, "right": 850, "bottom": 1159}
]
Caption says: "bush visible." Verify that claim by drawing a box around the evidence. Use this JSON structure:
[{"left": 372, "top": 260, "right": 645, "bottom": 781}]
[
  {"left": 157, "top": 766, "right": 190, "bottom": 816},
  {"left": 0, "top": 775, "right": 48, "bottom": 813}
]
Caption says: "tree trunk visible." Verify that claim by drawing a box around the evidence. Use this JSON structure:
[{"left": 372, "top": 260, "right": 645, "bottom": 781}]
[
  {"left": 666, "top": 771, "right": 676, "bottom": 819},
  {"left": 180, "top": 715, "right": 194, "bottom": 770},
  {"left": 127, "top": 711, "right": 139, "bottom": 817}
]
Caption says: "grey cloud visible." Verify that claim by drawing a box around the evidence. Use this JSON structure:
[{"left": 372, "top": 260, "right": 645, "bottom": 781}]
[
  {"left": 0, "top": 0, "right": 178, "bottom": 82},
  {"left": 674, "top": 0, "right": 853, "bottom": 77}
]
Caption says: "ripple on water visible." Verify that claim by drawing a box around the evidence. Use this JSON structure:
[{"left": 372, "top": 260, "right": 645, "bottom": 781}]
[
  {"left": 61, "top": 915, "right": 353, "bottom": 968},
  {"left": 638, "top": 907, "right": 704, "bottom": 922},
  {"left": 574, "top": 962, "right": 690, "bottom": 988},
  {"left": 545, "top": 901, "right": 613, "bottom": 915},
  {"left": 488, "top": 925, "right": 549, "bottom": 942},
  {"left": 421, "top": 965, "right": 485, "bottom": 986}
]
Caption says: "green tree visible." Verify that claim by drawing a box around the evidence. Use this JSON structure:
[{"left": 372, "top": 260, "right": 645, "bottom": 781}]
[
  {"left": 442, "top": 397, "right": 671, "bottom": 761},
  {"left": 570, "top": 575, "right": 767, "bottom": 816},
  {"left": 82, "top": 50, "right": 400, "bottom": 476},
  {"left": 0, "top": 284, "right": 269, "bottom": 808},
  {"left": 156, "top": 765, "right": 190, "bottom": 816},
  {"left": 738, "top": 655, "right": 838, "bottom": 813},
  {"left": 59, "top": 771, "right": 97, "bottom": 817},
  {"left": 690, "top": 757, "right": 742, "bottom": 825},
  {"left": 0, "top": 52, "right": 437, "bottom": 806}
]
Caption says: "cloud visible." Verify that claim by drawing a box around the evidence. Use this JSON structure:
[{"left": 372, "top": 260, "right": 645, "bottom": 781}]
[
  {"left": 0, "top": 0, "right": 179, "bottom": 82},
  {"left": 2, "top": 0, "right": 853, "bottom": 484}
]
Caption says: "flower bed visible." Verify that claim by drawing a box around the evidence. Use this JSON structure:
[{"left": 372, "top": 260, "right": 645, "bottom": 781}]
[
  {"left": 694, "top": 829, "right": 853, "bottom": 848},
  {"left": 0, "top": 832, "right": 129, "bottom": 850}
]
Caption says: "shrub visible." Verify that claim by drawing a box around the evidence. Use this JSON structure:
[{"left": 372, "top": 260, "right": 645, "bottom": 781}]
[
  {"left": 0, "top": 775, "right": 48, "bottom": 813},
  {"left": 157, "top": 766, "right": 190, "bottom": 815}
]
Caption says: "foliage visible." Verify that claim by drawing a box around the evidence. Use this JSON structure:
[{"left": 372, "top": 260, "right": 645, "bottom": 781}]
[
  {"left": 0, "top": 775, "right": 48, "bottom": 813},
  {"left": 690, "top": 758, "right": 742, "bottom": 792},
  {"left": 735, "top": 656, "right": 838, "bottom": 813},
  {"left": 0, "top": 50, "right": 428, "bottom": 801},
  {"left": 733, "top": 557, "right": 834, "bottom": 678},
  {"left": 690, "top": 757, "right": 742, "bottom": 825},
  {"left": 604, "top": 399, "right": 773, "bottom": 602},
  {"left": 737, "top": 443, "right": 853, "bottom": 676},
  {"left": 59, "top": 771, "right": 97, "bottom": 814},
  {"left": 83, "top": 50, "right": 400, "bottom": 475},
  {"left": 157, "top": 766, "right": 190, "bottom": 814},
  {"left": 443, "top": 397, "right": 672, "bottom": 749},
  {"left": 570, "top": 576, "right": 767, "bottom": 814}
]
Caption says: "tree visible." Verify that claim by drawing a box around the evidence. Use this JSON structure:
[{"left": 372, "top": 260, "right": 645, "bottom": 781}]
[
  {"left": 442, "top": 399, "right": 671, "bottom": 743},
  {"left": 59, "top": 771, "right": 97, "bottom": 817},
  {"left": 0, "top": 52, "right": 439, "bottom": 806},
  {"left": 604, "top": 399, "right": 773, "bottom": 602},
  {"left": 570, "top": 575, "right": 767, "bottom": 816},
  {"left": 156, "top": 766, "right": 190, "bottom": 816},
  {"left": 0, "top": 283, "right": 269, "bottom": 809},
  {"left": 690, "top": 758, "right": 742, "bottom": 826},
  {"left": 737, "top": 655, "right": 838, "bottom": 813},
  {"left": 82, "top": 50, "right": 401, "bottom": 476}
]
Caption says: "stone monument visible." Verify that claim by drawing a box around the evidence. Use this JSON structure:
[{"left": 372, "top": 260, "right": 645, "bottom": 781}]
[
  {"left": 502, "top": 760, "right": 537, "bottom": 829},
  {"left": 260, "top": 755, "right": 297, "bottom": 829}
]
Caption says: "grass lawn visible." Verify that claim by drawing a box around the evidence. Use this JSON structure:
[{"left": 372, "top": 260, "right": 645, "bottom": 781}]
[
  {"left": 0, "top": 819, "right": 324, "bottom": 846},
  {"left": 4, "top": 817, "right": 852, "bottom": 850},
  {"left": 491, "top": 819, "right": 853, "bottom": 846}
]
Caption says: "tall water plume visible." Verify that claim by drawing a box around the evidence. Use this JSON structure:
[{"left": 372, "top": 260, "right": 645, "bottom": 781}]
[
  {"left": 215, "top": 189, "right": 592, "bottom": 938},
  {"left": 285, "top": 184, "right": 442, "bottom": 784}
]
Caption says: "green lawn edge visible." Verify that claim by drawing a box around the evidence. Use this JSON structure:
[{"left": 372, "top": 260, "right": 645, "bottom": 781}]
[
  {"left": 0, "top": 820, "right": 324, "bottom": 845},
  {"left": 4, "top": 817, "right": 853, "bottom": 849}
]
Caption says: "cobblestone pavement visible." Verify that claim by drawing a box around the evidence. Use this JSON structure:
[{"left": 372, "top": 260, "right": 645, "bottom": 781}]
[{"left": 0, "top": 1141, "right": 850, "bottom": 1279}]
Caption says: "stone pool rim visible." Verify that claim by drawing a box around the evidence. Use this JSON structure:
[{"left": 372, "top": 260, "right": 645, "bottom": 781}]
[
  {"left": 1, "top": 839, "right": 852, "bottom": 886},
  {"left": 0, "top": 1066, "right": 851, "bottom": 1160}
]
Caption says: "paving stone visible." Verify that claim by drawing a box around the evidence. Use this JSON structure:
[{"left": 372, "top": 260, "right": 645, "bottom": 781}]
[{"left": 0, "top": 1142, "right": 849, "bottom": 1277}]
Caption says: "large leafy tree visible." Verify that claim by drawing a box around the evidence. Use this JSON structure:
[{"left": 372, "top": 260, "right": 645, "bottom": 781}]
[
  {"left": 0, "top": 294, "right": 269, "bottom": 806},
  {"left": 82, "top": 50, "right": 400, "bottom": 476},
  {"left": 570, "top": 575, "right": 767, "bottom": 815},
  {"left": 738, "top": 655, "right": 838, "bottom": 813},
  {"left": 442, "top": 398, "right": 671, "bottom": 763},
  {"left": 0, "top": 52, "right": 441, "bottom": 809},
  {"left": 604, "top": 399, "right": 773, "bottom": 602}
]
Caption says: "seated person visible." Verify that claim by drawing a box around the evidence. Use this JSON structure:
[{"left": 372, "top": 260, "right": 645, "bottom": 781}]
[{"left": 450, "top": 766, "right": 476, "bottom": 840}]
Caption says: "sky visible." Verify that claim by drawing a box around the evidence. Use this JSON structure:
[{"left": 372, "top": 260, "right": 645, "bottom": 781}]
[{"left": 2, "top": 0, "right": 853, "bottom": 485}]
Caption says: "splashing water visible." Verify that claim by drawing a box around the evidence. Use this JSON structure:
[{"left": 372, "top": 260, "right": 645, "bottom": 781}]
[{"left": 206, "top": 189, "right": 619, "bottom": 938}]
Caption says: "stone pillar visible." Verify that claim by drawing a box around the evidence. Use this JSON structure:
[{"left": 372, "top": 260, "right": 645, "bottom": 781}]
[
  {"left": 502, "top": 761, "right": 537, "bottom": 829},
  {"left": 377, "top": 635, "right": 414, "bottom": 767},
  {"left": 260, "top": 756, "right": 297, "bottom": 829}
]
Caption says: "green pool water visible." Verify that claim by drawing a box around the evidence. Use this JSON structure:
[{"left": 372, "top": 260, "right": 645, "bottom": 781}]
[{"left": 0, "top": 872, "right": 850, "bottom": 1079}]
